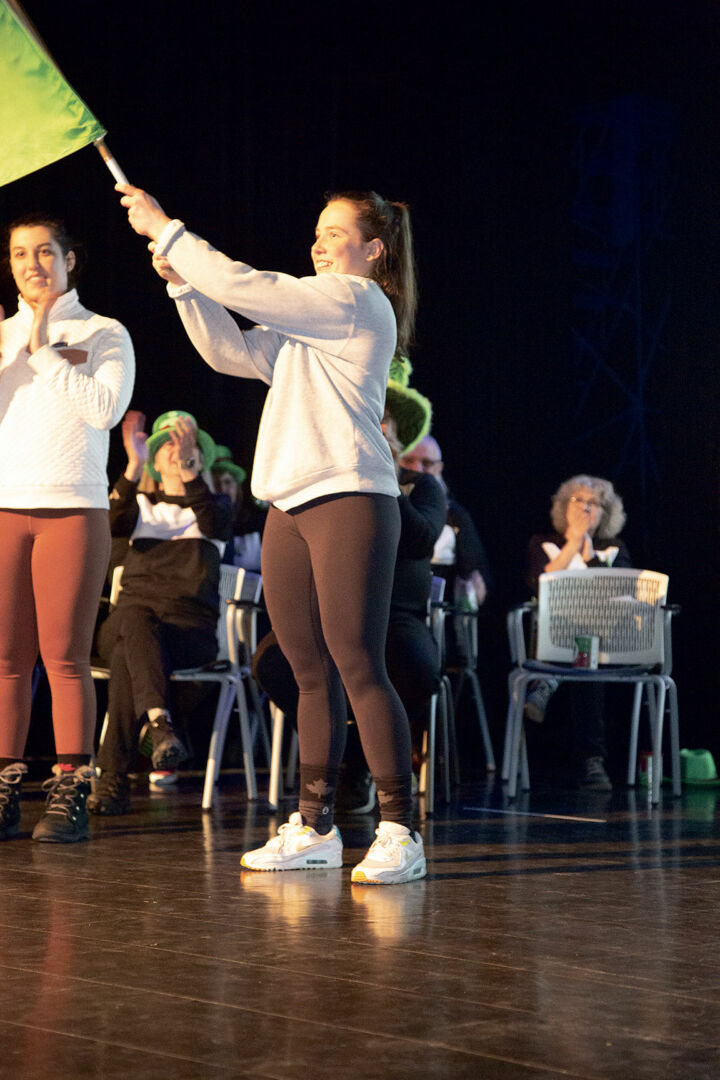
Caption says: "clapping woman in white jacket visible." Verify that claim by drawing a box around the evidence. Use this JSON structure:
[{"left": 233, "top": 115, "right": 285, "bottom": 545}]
[{"left": 0, "top": 214, "right": 134, "bottom": 843}]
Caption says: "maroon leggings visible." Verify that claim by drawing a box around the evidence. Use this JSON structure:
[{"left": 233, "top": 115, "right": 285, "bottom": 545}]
[
  {"left": 261, "top": 493, "right": 412, "bottom": 777},
  {"left": 0, "top": 509, "right": 110, "bottom": 758}
]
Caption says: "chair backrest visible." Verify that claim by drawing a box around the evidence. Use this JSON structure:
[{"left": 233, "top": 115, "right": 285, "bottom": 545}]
[
  {"left": 536, "top": 568, "right": 669, "bottom": 665},
  {"left": 216, "top": 564, "right": 244, "bottom": 661},
  {"left": 233, "top": 570, "right": 263, "bottom": 661}
]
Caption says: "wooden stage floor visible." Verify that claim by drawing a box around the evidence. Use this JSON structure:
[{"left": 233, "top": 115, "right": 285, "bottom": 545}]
[{"left": 2, "top": 770, "right": 719, "bottom": 1079}]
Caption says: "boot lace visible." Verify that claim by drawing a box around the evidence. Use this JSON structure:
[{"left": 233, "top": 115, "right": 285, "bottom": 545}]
[
  {"left": 41, "top": 767, "right": 94, "bottom": 818},
  {"left": 0, "top": 763, "right": 28, "bottom": 805}
]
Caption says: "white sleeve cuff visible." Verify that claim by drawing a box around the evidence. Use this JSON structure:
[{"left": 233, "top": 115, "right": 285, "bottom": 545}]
[
  {"left": 154, "top": 218, "right": 185, "bottom": 256},
  {"left": 167, "top": 281, "right": 195, "bottom": 299}
]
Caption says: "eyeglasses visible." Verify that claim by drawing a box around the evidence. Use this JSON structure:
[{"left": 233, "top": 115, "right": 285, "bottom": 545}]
[{"left": 569, "top": 495, "right": 602, "bottom": 510}]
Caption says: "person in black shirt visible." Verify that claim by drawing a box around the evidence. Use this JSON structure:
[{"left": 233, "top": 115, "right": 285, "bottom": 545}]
[{"left": 88, "top": 410, "right": 232, "bottom": 814}]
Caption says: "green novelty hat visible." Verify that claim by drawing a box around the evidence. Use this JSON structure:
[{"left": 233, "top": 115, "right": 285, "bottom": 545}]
[
  {"left": 145, "top": 410, "right": 217, "bottom": 482},
  {"left": 211, "top": 445, "right": 247, "bottom": 485},
  {"left": 384, "top": 353, "right": 432, "bottom": 453}
]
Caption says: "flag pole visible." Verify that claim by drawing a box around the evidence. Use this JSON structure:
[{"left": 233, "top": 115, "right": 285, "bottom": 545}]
[{"left": 94, "top": 137, "right": 128, "bottom": 185}]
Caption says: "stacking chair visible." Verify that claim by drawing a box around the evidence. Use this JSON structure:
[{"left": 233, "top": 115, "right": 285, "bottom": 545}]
[
  {"left": 447, "top": 608, "right": 496, "bottom": 773},
  {"left": 92, "top": 565, "right": 264, "bottom": 810},
  {"left": 417, "top": 576, "right": 455, "bottom": 812},
  {"left": 503, "top": 568, "right": 680, "bottom": 804},
  {"left": 174, "top": 566, "right": 263, "bottom": 809}
]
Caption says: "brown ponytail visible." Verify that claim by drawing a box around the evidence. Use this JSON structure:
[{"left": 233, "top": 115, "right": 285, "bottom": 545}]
[{"left": 326, "top": 191, "right": 417, "bottom": 352}]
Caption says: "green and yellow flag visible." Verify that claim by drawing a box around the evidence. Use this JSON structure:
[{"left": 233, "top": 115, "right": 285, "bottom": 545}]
[{"left": 0, "top": 0, "right": 105, "bottom": 187}]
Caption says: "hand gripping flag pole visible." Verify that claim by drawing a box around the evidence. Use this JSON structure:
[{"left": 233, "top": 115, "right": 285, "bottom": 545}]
[
  {"left": 93, "top": 137, "right": 129, "bottom": 186},
  {"left": 0, "top": 0, "right": 128, "bottom": 187}
]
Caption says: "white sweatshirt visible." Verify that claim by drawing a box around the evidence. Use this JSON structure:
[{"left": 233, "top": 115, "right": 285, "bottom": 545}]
[
  {"left": 155, "top": 220, "right": 400, "bottom": 511},
  {"left": 0, "top": 289, "right": 135, "bottom": 508}
]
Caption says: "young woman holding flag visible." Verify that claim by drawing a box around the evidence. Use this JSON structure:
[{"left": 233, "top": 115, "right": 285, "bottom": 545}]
[{"left": 119, "top": 183, "right": 426, "bottom": 884}]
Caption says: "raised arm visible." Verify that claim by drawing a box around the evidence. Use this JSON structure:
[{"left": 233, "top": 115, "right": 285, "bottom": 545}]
[{"left": 117, "top": 185, "right": 381, "bottom": 353}]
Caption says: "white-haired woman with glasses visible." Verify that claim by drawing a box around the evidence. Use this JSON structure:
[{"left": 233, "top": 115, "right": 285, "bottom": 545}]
[{"left": 524, "top": 474, "right": 632, "bottom": 790}]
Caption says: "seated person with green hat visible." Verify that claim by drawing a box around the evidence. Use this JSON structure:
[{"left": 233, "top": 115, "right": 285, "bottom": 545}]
[
  {"left": 211, "top": 446, "right": 264, "bottom": 573},
  {"left": 88, "top": 409, "right": 232, "bottom": 814}
]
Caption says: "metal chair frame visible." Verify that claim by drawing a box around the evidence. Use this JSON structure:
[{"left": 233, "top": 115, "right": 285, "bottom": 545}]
[
  {"left": 503, "top": 568, "right": 680, "bottom": 805},
  {"left": 92, "top": 565, "right": 264, "bottom": 809}
]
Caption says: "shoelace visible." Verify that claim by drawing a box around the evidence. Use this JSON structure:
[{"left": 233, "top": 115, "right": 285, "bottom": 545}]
[
  {"left": 41, "top": 770, "right": 93, "bottom": 817},
  {"left": 270, "top": 820, "right": 308, "bottom": 851},
  {"left": 0, "top": 763, "right": 28, "bottom": 806}
]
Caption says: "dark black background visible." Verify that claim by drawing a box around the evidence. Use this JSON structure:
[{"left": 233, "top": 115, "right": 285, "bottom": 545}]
[{"left": 2, "top": 1, "right": 717, "bottom": 758}]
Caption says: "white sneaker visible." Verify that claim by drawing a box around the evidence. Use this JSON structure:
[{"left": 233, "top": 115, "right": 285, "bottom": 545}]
[
  {"left": 149, "top": 770, "right": 178, "bottom": 787},
  {"left": 351, "top": 821, "right": 426, "bottom": 885},
  {"left": 240, "top": 812, "right": 343, "bottom": 871}
]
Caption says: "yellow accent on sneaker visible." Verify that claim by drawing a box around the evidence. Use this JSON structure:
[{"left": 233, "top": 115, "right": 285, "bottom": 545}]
[{"left": 351, "top": 821, "right": 426, "bottom": 885}]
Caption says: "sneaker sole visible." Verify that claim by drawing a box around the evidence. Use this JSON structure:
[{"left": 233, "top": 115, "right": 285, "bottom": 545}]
[
  {"left": 351, "top": 856, "right": 427, "bottom": 885},
  {"left": 240, "top": 850, "right": 343, "bottom": 871},
  {"left": 32, "top": 827, "right": 90, "bottom": 843}
]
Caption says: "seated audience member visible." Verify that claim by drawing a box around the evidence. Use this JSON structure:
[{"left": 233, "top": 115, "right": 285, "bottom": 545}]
[
  {"left": 524, "top": 474, "right": 631, "bottom": 790},
  {"left": 87, "top": 410, "right": 232, "bottom": 814},
  {"left": 400, "top": 434, "right": 491, "bottom": 667},
  {"left": 210, "top": 445, "right": 264, "bottom": 572},
  {"left": 254, "top": 361, "right": 446, "bottom": 807}
]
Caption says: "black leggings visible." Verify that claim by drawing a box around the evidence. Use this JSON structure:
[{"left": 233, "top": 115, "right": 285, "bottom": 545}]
[{"left": 261, "top": 494, "right": 411, "bottom": 778}]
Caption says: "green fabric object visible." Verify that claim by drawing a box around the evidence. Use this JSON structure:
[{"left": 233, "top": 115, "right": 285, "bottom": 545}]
[
  {"left": 384, "top": 351, "right": 432, "bottom": 453},
  {"left": 0, "top": 0, "right": 105, "bottom": 187}
]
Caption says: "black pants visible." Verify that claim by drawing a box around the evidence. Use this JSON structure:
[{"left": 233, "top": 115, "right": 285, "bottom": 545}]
[
  {"left": 261, "top": 494, "right": 412, "bottom": 778},
  {"left": 96, "top": 604, "right": 217, "bottom": 774}
]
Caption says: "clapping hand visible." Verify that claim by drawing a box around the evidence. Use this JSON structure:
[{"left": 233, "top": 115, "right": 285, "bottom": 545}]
[
  {"left": 29, "top": 286, "right": 63, "bottom": 354},
  {"left": 167, "top": 415, "right": 198, "bottom": 473},
  {"left": 122, "top": 410, "right": 149, "bottom": 480}
]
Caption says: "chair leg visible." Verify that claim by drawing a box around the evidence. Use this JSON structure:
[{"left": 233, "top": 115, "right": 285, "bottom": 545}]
[
  {"left": 443, "top": 674, "right": 462, "bottom": 786},
  {"left": 627, "top": 681, "right": 644, "bottom": 786},
  {"left": 668, "top": 677, "right": 681, "bottom": 797},
  {"left": 247, "top": 675, "right": 272, "bottom": 768},
  {"left": 520, "top": 732, "right": 530, "bottom": 792},
  {"left": 650, "top": 675, "right": 666, "bottom": 806},
  {"left": 439, "top": 680, "right": 451, "bottom": 804},
  {"left": 202, "top": 682, "right": 236, "bottom": 810},
  {"left": 97, "top": 711, "right": 109, "bottom": 750},
  {"left": 506, "top": 673, "right": 530, "bottom": 799},
  {"left": 268, "top": 705, "right": 285, "bottom": 811},
  {"left": 502, "top": 670, "right": 521, "bottom": 781},
  {"left": 235, "top": 679, "right": 258, "bottom": 803},
  {"left": 420, "top": 694, "right": 437, "bottom": 814},
  {"left": 467, "top": 669, "right": 496, "bottom": 772}
]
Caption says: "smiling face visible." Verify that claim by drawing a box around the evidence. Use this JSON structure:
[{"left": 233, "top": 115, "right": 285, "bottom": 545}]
[
  {"left": 9, "top": 225, "right": 75, "bottom": 307},
  {"left": 311, "top": 199, "right": 383, "bottom": 277}
]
